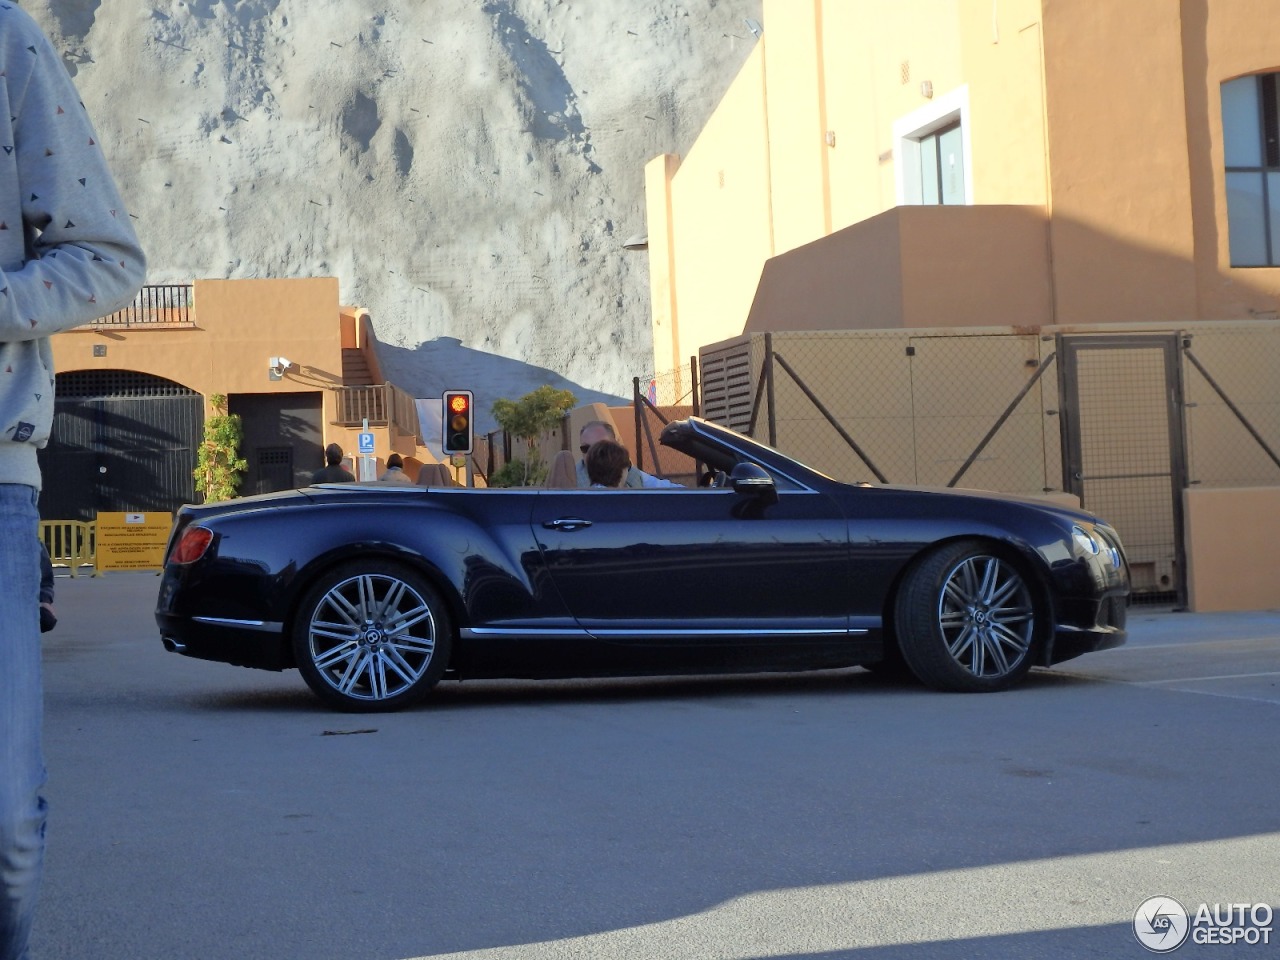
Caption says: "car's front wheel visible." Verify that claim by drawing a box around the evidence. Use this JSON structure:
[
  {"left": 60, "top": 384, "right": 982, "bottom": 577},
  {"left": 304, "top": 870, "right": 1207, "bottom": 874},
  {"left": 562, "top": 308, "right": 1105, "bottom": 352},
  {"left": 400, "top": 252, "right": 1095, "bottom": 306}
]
[
  {"left": 894, "top": 541, "right": 1040, "bottom": 692},
  {"left": 292, "top": 561, "right": 452, "bottom": 712}
]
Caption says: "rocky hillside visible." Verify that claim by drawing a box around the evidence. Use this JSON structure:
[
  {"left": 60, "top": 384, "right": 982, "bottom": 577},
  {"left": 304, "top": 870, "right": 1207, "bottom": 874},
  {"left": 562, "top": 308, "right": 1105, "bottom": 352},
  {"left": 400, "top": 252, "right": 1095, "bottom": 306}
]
[{"left": 26, "top": 0, "right": 761, "bottom": 414}]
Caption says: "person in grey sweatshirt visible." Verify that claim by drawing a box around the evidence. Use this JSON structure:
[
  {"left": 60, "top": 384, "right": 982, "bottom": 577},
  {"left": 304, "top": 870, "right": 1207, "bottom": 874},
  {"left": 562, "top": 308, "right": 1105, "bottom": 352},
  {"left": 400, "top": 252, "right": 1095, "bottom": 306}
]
[{"left": 0, "top": 6, "right": 146, "bottom": 958}]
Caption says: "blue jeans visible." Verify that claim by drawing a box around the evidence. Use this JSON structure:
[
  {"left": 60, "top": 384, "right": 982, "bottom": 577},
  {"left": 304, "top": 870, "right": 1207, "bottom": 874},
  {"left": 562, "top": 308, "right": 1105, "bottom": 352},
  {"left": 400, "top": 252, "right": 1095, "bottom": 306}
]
[{"left": 0, "top": 485, "right": 44, "bottom": 960}]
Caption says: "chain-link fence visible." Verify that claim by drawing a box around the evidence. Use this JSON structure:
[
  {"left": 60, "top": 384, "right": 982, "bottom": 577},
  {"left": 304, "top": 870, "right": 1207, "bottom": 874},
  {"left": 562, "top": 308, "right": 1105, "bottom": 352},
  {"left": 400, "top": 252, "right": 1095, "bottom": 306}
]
[
  {"left": 697, "top": 321, "right": 1280, "bottom": 604},
  {"left": 475, "top": 319, "right": 1280, "bottom": 602}
]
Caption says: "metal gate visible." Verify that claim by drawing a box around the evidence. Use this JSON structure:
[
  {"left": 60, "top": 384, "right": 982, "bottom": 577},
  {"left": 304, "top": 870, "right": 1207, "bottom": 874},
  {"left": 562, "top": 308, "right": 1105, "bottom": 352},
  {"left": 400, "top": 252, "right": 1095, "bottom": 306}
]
[
  {"left": 37, "top": 370, "right": 202, "bottom": 522},
  {"left": 1058, "top": 335, "right": 1188, "bottom": 604}
]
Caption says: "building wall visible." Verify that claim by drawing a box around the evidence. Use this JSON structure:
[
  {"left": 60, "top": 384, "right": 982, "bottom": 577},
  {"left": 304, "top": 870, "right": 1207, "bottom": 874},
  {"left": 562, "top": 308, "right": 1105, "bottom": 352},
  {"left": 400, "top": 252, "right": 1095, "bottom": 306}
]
[
  {"left": 55, "top": 278, "right": 342, "bottom": 406},
  {"left": 743, "top": 205, "right": 1053, "bottom": 332},
  {"left": 52, "top": 277, "right": 427, "bottom": 479},
  {"left": 648, "top": 44, "right": 775, "bottom": 378},
  {"left": 1040, "top": 1, "right": 1200, "bottom": 325},
  {"left": 646, "top": 0, "right": 1280, "bottom": 369},
  {"left": 1184, "top": 487, "right": 1280, "bottom": 611}
]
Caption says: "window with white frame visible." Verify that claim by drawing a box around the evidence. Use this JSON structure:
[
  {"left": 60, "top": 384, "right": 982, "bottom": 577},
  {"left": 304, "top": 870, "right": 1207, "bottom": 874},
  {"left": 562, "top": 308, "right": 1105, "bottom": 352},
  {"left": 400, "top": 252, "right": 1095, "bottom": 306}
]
[
  {"left": 894, "top": 86, "right": 972, "bottom": 206},
  {"left": 1222, "top": 73, "right": 1280, "bottom": 267}
]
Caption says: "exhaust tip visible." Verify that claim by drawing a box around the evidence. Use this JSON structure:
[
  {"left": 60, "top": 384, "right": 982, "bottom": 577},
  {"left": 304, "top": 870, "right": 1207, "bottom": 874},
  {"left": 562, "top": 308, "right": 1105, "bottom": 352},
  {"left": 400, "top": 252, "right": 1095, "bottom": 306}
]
[{"left": 162, "top": 636, "right": 187, "bottom": 654}]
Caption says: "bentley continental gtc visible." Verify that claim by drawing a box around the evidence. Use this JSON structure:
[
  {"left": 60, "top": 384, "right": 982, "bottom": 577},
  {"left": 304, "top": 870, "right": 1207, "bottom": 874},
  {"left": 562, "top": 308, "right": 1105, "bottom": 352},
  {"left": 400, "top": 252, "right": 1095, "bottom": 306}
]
[{"left": 155, "top": 417, "right": 1130, "bottom": 711}]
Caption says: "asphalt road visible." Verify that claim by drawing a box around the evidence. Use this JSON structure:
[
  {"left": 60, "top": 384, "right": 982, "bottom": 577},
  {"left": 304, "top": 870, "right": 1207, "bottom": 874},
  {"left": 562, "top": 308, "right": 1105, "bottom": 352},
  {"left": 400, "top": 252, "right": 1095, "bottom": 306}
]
[{"left": 30, "top": 573, "right": 1280, "bottom": 960}]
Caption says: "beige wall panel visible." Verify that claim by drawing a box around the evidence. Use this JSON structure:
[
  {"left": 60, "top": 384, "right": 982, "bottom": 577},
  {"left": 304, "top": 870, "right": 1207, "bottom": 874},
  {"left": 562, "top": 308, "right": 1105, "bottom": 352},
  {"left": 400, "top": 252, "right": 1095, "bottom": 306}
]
[
  {"left": 667, "top": 46, "right": 774, "bottom": 370},
  {"left": 821, "top": 0, "right": 964, "bottom": 228},
  {"left": 743, "top": 205, "right": 1052, "bottom": 335},
  {"left": 762, "top": 0, "right": 828, "bottom": 253},
  {"left": 645, "top": 154, "right": 681, "bottom": 376},
  {"left": 1185, "top": 487, "right": 1280, "bottom": 611},
  {"left": 196, "top": 278, "right": 345, "bottom": 396},
  {"left": 745, "top": 212, "right": 905, "bottom": 332},
  {"left": 819, "top": 3, "right": 891, "bottom": 228},
  {"left": 54, "top": 329, "right": 211, "bottom": 393},
  {"left": 955, "top": 0, "right": 1047, "bottom": 206},
  {"left": 1042, "top": 1, "right": 1198, "bottom": 324},
  {"left": 898, "top": 206, "right": 1052, "bottom": 327},
  {"left": 54, "top": 278, "right": 344, "bottom": 401}
]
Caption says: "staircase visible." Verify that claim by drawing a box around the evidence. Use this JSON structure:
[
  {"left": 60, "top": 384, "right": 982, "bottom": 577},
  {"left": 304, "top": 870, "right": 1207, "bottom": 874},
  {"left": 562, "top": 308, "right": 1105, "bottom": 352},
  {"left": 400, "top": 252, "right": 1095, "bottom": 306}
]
[{"left": 341, "top": 348, "right": 374, "bottom": 386}]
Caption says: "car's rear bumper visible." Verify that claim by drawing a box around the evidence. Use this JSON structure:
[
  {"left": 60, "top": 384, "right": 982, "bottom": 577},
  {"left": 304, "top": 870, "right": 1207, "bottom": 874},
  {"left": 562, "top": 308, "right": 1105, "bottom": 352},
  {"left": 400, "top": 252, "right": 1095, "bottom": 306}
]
[{"left": 156, "top": 612, "right": 289, "bottom": 671}]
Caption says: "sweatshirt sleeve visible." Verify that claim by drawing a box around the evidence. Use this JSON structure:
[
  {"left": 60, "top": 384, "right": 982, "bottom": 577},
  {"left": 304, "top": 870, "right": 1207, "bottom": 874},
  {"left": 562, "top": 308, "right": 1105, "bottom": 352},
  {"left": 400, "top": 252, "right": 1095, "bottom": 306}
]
[{"left": 0, "top": 6, "right": 146, "bottom": 343}]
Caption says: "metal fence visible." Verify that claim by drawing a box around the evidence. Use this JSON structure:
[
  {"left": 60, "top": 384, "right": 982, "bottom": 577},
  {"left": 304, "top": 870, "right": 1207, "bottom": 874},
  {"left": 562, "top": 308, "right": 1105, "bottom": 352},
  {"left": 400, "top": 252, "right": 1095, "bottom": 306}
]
[
  {"left": 474, "top": 319, "right": 1280, "bottom": 602},
  {"left": 694, "top": 321, "right": 1280, "bottom": 606},
  {"left": 94, "top": 284, "right": 194, "bottom": 326},
  {"left": 332, "top": 383, "right": 424, "bottom": 444}
]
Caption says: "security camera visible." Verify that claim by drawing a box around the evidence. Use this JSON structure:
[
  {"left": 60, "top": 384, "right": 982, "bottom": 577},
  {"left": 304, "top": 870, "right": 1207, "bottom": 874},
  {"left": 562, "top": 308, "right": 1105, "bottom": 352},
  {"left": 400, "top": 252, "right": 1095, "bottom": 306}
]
[{"left": 268, "top": 356, "right": 294, "bottom": 380}]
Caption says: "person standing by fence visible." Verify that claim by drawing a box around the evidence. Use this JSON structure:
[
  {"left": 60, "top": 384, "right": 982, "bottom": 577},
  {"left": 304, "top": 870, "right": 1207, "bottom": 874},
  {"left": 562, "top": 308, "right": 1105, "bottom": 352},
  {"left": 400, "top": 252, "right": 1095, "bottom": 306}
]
[{"left": 0, "top": 6, "right": 146, "bottom": 957}]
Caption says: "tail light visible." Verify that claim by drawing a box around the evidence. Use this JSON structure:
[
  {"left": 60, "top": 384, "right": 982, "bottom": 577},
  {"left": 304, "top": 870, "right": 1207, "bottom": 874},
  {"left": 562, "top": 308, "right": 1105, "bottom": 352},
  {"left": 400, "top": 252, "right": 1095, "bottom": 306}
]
[{"left": 170, "top": 526, "right": 215, "bottom": 565}]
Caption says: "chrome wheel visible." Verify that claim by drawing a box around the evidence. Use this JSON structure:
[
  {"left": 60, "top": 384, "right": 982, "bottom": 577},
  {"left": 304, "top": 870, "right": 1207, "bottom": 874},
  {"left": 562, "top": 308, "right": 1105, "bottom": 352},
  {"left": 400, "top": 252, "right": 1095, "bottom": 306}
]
[
  {"left": 937, "top": 555, "right": 1035, "bottom": 679},
  {"left": 894, "top": 540, "right": 1041, "bottom": 692},
  {"left": 294, "top": 564, "right": 451, "bottom": 711}
]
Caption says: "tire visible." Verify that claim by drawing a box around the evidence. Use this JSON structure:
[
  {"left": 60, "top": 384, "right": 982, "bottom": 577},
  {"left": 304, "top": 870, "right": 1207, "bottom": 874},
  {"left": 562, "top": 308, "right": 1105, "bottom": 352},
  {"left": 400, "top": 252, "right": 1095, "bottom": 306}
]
[
  {"left": 292, "top": 561, "right": 452, "bottom": 712},
  {"left": 893, "top": 540, "right": 1041, "bottom": 692}
]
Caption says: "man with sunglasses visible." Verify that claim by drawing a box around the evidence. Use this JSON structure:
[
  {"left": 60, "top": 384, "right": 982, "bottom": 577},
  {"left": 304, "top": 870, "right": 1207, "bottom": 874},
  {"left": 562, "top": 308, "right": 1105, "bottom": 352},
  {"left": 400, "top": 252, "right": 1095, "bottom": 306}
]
[{"left": 574, "top": 420, "right": 679, "bottom": 489}]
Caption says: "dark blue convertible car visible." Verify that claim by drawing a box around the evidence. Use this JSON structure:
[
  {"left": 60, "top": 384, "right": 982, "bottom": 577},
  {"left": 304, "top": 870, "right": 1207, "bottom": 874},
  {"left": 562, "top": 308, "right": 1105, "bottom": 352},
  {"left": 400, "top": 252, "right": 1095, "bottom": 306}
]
[{"left": 155, "top": 417, "right": 1129, "bottom": 711}]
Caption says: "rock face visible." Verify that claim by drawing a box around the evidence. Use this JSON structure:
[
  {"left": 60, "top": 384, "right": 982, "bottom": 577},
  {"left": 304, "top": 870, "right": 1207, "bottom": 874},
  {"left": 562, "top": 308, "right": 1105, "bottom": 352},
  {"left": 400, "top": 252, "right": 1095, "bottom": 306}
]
[{"left": 29, "top": 0, "right": 761, "bottom": 408}]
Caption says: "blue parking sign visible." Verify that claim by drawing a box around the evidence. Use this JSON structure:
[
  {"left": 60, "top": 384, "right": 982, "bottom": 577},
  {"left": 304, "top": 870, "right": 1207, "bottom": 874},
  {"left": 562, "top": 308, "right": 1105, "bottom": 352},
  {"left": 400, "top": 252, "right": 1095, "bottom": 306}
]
[{"left": 357, "top": 432, "right": 375, "bottom": 454}]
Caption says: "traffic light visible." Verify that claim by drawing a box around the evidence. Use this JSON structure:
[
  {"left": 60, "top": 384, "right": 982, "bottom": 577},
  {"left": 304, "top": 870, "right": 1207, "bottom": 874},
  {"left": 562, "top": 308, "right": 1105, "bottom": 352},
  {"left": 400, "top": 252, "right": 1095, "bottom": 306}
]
[{"left": 442, "top": 390, "right": 474, "bottom": 454}]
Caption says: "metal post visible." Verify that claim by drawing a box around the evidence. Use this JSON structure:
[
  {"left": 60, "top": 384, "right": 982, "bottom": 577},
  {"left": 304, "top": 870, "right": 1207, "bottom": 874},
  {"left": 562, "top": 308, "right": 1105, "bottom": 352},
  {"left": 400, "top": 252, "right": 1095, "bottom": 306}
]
[
  {"left": 765, "top": 332, "right": 777, "bottom": 447},
  {"left": 690, "top": 355, "right": 701, "bottom": 417},
  {"left": 633, "top": 376, "right": 644, "bottom": 471}
]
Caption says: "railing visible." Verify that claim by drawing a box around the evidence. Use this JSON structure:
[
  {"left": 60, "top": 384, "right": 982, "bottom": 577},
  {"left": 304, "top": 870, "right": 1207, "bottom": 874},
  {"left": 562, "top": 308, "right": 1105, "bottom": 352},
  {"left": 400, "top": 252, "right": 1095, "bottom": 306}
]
[
  {"left": 39, "top": 520, "right": 95, "bottom": 576},
  {"left": 94, "top": 284, "right": 194, "bottom": 326},
  {"left": 333, "top": 383, "right": 423, "bottom": 443}
]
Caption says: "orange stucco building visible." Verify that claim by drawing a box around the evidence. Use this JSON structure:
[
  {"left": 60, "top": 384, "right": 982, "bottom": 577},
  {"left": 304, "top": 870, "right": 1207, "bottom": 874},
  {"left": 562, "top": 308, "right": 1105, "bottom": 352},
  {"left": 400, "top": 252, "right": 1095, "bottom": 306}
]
[
  {"left": 641, "top": 0, "right": 1280, "bottom": 611},
  {"left": 45, "top": 278, "right": 433, "bottom": 520}
]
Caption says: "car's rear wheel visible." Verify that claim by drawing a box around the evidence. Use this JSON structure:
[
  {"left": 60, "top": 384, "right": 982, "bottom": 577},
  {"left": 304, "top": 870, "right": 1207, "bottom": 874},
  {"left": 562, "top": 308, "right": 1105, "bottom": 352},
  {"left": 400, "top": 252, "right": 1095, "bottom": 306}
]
[
  {"left": 292, "top": 561, "right": 452, "bottom": 712},
  {"left": 894, "top": 540, "right": 1040, "bottom": 692}
]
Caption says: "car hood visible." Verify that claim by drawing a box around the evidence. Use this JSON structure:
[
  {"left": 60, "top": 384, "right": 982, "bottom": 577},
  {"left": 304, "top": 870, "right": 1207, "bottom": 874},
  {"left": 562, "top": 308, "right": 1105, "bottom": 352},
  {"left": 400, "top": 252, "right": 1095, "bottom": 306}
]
[{"left": 874, "top": 482, "right": 1104, "bottom": 524}]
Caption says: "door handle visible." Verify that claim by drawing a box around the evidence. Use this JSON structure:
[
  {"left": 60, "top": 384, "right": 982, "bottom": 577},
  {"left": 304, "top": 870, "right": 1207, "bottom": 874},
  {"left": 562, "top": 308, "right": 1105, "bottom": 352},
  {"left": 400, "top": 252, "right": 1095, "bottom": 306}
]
[{"left": 543, "top": 517, "right": 592, "bottom": 531}]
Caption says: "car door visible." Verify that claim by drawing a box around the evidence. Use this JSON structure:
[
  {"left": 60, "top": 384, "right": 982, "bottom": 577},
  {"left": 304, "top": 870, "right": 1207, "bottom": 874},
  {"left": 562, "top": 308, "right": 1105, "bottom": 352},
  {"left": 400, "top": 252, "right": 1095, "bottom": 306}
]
[{"left": 529, "top": 483, "right": 853, "bottom": 646}]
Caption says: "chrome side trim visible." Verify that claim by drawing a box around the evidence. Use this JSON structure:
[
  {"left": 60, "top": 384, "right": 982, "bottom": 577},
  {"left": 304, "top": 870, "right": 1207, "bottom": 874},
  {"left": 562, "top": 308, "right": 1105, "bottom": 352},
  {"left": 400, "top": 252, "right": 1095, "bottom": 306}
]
[
  {"left": 192, "top": 616, "right": 284, "bottom": 633},
  {"left": 588, "top": 628, "right": 863, "bottom": 638},
  {"left": 462, "top": 626, "right": 865, "bottom": 639},
  {"left": 461, "top": 627, "right": 594, "bottom": 640}
]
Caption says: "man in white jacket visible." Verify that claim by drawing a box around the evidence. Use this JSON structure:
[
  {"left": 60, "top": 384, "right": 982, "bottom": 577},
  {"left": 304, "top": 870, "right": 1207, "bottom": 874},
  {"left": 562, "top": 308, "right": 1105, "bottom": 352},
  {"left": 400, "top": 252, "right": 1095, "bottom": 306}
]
[{"left": 0, "top": 6, "right": 146, "bottom": 958}]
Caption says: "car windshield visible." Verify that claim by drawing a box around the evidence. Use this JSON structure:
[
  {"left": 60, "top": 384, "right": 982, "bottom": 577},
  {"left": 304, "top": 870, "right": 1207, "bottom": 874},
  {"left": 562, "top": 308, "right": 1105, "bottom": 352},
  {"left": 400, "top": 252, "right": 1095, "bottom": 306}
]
[{"left": 649, "top": 420, "right": 813, "bottom": 491}]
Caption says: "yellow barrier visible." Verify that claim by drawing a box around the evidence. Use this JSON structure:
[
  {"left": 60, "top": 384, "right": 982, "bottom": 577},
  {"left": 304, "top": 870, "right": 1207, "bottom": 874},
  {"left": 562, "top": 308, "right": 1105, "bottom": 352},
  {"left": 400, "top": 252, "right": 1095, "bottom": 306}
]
[{"left": 38, "top": 520, "right": 95, "bottom": 577}]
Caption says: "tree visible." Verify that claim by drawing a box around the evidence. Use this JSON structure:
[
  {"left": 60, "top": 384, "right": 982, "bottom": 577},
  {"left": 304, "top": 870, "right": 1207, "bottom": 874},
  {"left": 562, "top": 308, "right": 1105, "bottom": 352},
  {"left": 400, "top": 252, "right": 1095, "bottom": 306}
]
[
  {"left": 489, "top": 385, "right": 576, "bottom": 486},
  {"left": 194, "top": 393, "right": 248, "bottom": 502}
]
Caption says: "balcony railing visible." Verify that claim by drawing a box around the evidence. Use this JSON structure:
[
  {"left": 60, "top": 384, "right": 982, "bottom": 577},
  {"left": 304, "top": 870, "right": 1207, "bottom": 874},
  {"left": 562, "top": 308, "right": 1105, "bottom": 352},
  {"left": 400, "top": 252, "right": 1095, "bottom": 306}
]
[
  {"left": 333, "top": 383, "right": 424, "bottom": 444},
  {"left": 94, "top": 284, "right": 194, "bottom": 326}
]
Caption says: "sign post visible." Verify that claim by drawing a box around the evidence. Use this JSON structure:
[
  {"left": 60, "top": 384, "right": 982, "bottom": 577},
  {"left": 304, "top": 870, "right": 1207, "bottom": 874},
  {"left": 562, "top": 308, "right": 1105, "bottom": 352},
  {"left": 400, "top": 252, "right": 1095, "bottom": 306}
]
[{"left": 357, "top": 421, "right": 377, "bottom": 482}]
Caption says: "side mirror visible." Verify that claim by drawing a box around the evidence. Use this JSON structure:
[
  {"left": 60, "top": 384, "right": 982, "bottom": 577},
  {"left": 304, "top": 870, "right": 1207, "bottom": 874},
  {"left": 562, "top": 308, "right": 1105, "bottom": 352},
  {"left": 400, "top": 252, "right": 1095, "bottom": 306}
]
[{"left": 729, "top": 462, "right": 778, "bottom": 506}]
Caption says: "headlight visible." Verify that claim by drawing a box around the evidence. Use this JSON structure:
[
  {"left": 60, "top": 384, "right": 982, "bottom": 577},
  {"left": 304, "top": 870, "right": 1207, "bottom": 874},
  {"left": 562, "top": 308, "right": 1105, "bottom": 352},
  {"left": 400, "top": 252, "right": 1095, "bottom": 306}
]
[
  {"left": 1072, "top": 524, "right": 1100, "bottom": 557},
  {"left": 1074, "top": 523, "right": 1124, "bottom": 569}
]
